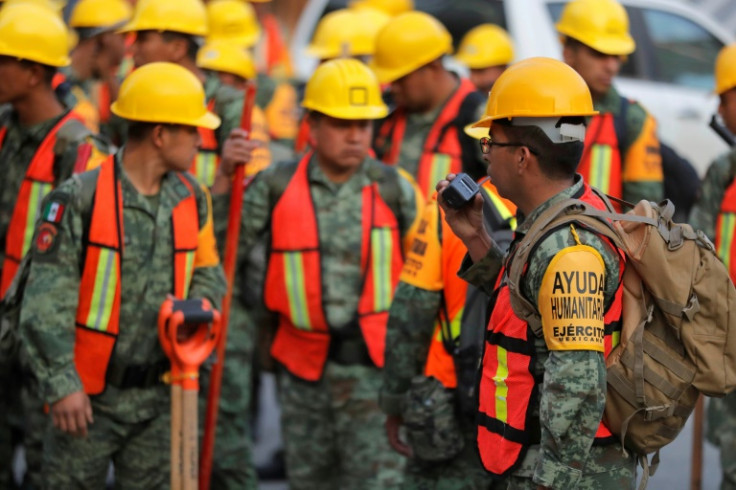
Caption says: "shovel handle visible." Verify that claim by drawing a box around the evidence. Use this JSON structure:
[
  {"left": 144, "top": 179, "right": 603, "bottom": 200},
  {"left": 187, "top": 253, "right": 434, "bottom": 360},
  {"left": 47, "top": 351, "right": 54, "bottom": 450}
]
[{"left": 171, "top": 384, "right": 182, "bottom": 490}]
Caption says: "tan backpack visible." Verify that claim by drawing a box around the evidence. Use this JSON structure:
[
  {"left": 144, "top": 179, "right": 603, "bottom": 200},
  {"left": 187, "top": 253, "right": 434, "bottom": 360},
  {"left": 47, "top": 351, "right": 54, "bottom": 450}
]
[{"left": 505, "top": 190, "right": 736, "bottom": 485}]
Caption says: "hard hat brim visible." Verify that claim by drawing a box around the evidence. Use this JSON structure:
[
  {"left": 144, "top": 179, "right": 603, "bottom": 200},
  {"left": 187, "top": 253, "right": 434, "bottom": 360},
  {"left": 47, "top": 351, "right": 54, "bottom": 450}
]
[
  {"left": 111, "top": 102, "right": 222, "bottom": 130},
  {"left": 302, "top": 103, "right": 388, "bottom": 121},
  {"left": 469, "top": 109, "right": 599, "bottom": 130},
  {"left": 0, "top": 45, "right": 70, "bottom": 67}
]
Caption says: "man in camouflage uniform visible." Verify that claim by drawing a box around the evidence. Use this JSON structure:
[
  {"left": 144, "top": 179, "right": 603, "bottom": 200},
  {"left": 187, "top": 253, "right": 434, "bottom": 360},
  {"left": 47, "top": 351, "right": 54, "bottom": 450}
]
[
  {"left": 690, "top": 43, "right": 736, "bottom": 490},
  {"left": 439, "top": 57, "right": 636, "bottom": 489},
  {"left": 558, "top": 0, "right": 663, "bottom": 204},
  {"left": 370, "top": 11, "right": 487, "bottom": 200},
  {"left": 380, "top": 176, "right": 515, "bottom": 489},
  {"left": 227, "top": 58, "right": 422, "bottom": 489},
  {"left": 62, "top": 0, "right": 132, "bottom": 133},
  {"left": 0, "top": 4, "right": 111, "bottom": 487},
  {"left": 19, "top": 62, "right": 226, "bottom": 488}
]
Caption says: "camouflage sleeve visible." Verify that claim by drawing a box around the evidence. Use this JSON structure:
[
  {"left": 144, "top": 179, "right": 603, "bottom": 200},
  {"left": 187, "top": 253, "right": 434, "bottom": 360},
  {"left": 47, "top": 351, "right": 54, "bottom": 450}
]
[
  {"left": 379, "top": 282, "right": 441, "bottom": 416},
  {"left": 215, "top": 86, "right": 245, "bottom": 149},
  {"left": 238, "top": 166, "right": 277, "bottom": 258},
  {"left": 689, "top": 152, "right": 734, "bottom": 241},
  {"left": 622, "top": 103, "right": 664, "bottom": 203},
  {"left": 188, "top": 183, "right": 227, "bottom": 310},
  {"left": 525, "top": 226, "right": 618, "bottom": 488},
  {"left": 457, "top": 246, "right": 504, "bottom": 297},
  {"left": 19, "top": 179, "right": 85, "bottom": 404}
]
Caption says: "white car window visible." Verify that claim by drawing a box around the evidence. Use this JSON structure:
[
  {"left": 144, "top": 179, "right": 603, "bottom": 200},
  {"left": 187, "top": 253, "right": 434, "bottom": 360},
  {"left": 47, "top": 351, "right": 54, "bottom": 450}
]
[{"left": 640, "top": 8, "right": 723, "bottom": 90}]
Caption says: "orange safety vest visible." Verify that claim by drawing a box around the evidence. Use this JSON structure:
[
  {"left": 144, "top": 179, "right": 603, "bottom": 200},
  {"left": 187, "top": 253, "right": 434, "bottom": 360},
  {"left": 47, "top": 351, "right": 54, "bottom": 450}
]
[
  {"left": 579, "top": 113, "right": 623, "bottom": 200},
  {"left": 264, "top": 153, "right": 403, "bottom": 381},
  {"left": 422, "top": 183, "right": 516, "bottom": 388},
  {"left": 716, "top": 178, "right": 736, "bottom": 284},
  {"left": 0, "top": 112, "right": 96, "bottom": 298},
  {"left": 376, "top": 78, "right": 476, "bottom": 199},
  {"left": 476, "top": 183, "right": 623, "bottom": 477},
  {"left": 73, "top": 157, "right": 200, "bottom": 395}
]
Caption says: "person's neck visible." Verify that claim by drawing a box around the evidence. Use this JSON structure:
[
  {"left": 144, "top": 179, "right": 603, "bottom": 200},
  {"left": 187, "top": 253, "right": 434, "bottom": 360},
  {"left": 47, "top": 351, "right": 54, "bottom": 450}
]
[
  {"left": 315, "top": 155, "right": 362, "bottom": 184},
  {"left": 121, "top": 144, "right": 168, "bottom": 195},
  {"left": 178, "top": 58, "right": 206, "bottom": 85},
  {"left": 425, "top": 70, "right": 459, "bottom": 113},
  {"left": 517, "top": 176, "right": 574, "bottom": 217},
  {"left": 14, "top": 90, "right": 65, "bottom": 126}
]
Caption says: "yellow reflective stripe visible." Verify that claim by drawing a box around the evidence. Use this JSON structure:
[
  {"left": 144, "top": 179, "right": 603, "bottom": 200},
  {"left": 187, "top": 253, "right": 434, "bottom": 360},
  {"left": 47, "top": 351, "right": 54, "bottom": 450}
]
[
  {"left": 85, "top": 248, "right": 118, "bottom": 331},
  {"left": 283, "top": 252, "right": 311, "bottom": 330},
  {"left": 486, "top": 191, "right": 513, "bottom": 222},
  {"left": 195, "top": 151, "right": 218, "bottom": 187},
  {"left": 493, "top": 345, "right": 509, "bottom": 424},
  {"left": 449, "top": 306, "right": 464, "bottom": 340},
  {"left": 428, "top": 154, "right": 452, "bottom": 198},
  {"left": 371, "top": 228, "right": 393, "bottom": 311},
  {"left": 718, "top": 213, "right": 736, "bottom": 268},
  {"left": 23, "top": 182, "right": 53, "bottom": 257},
  {"left": 183, "top": 251, "right": 195, "bottom": 298},
  {"left": 611, "top": 330, "right": 621, "bottom": 350},
  {"left": 589, "top": 144, "right": 612, "bottom": 193}
]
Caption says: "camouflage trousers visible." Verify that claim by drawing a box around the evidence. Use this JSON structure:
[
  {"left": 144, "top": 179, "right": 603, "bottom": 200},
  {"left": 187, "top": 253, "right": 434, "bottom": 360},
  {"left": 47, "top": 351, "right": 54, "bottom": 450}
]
[
  {"left": 43, "top": 408, "right": 170, "bottom": 489},
  {"left": 278, "top": 362, "right": 405, "bottom": 490},
  {"left": 21, "top": 384, "right": 48, "bottom": 490},
  {"left": 200, "top": 310, "right": 258, "bottom": 490},
  {"left": 708, "top": 392, "right": 736, "bottom": 490},
  {"left": 401, "top": 421, "right": 498, "bottom": 490},
  {"left": 504, "top": 443, "right": 636, "bottom": 490}
]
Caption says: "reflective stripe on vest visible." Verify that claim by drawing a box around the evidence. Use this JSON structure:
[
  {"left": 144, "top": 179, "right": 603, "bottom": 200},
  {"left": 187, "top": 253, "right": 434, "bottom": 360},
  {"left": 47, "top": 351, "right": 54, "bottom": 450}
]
[
  {"left": 476, "top": 183, "right": 623, "bottom": 477},
  {"left": 264, "top": 153, "right": 403, "bottom": 381},
  {"left": 73, "top": 157, "right": 200, "bottom": 394},
  {"left": 191, "top": 99, "right": 220, "bottom": 187},
  {"left": 424, "top": 183, "right": 516, "bottom": 388},
  {"left": 377, "top": 78, "right": 476, "bottom": 199},
  {"left": 0, "top": 112, "right": 85, "bottom": 298},
  {"left": 578, "top": 113, "right": 623, "bottom": 199},
  {"left": 716, "top": 178, "right": 736, "bottom": 284}
]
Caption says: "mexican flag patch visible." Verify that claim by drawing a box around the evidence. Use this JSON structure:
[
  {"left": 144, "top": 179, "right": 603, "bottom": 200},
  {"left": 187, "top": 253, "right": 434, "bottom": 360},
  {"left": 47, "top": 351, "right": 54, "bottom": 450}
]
[{"left": 43, "top": 201, "right": 65, "bottom": 223}]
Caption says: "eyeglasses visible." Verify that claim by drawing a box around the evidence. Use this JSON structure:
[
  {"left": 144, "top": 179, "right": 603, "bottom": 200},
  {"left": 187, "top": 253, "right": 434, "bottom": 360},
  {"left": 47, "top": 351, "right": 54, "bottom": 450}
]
[{"left": 479, "top": 136, "right": 538, "bottom": 155}]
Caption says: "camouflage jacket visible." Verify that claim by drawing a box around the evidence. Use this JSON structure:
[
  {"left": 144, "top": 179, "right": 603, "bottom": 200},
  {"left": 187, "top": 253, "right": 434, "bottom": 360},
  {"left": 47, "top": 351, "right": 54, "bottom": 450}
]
[
  {"left": 459, "top": 175, "right": 624, "bottom": 488},
  {"left": 689, "top": 149, "right": 736, "bottom": 241},
  {"left": 595, "top": 86, "right": 664, "bottom": 204},
  {"left": 19, "top": 152, "right": 226, "bottom": 423},
  {"left": 0, "top": 108, "right": 111, "bottom": 283},
  {"left": 238, "top": 154, "right": 422, "bottom": 331}
]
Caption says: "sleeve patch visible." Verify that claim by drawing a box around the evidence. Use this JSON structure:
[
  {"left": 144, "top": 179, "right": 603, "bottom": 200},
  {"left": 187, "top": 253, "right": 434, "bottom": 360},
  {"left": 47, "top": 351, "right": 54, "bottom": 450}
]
[
  {"left": 538, "top": 245, "right": 606, "bottom": 352},
  {"left": 42, "top": 198, "right": 66, "bottom": 223},
  {"left": 34, "top": 222, "right": 60, "bottom": 255}
]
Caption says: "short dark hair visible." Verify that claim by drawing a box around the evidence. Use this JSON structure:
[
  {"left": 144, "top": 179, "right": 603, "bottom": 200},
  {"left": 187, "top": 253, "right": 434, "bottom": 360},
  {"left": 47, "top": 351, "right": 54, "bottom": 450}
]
[
  {"left": 126, "top": 121, "right": 158, "bottom": 142},
  {"left": 497, "top": 117, "right": 585, "bottom": 180},
  {"left": 161, "top": 31, "right": 201, "bottom": 62}
]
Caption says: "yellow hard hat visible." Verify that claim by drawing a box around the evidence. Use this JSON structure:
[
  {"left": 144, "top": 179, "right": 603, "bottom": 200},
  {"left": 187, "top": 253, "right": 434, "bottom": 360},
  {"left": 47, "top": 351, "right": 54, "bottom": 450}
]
[
  {"left": 0, "top": 0, "right": 64, "bottom": 11},
  {"left": 715, "top": 44, "right": 736, "bottom": 95},
  {"left": 349, "top": 0, "right": 413, "bottom": 17},
  {"left": 306, "top": 9, "right": 380, "bottom": 59},
  {"left": 111, "top": 62, "right": 221, "bottom": 129},
  {"left": 206, "top": 0, "right": 261, "bottom": 48},
  {"left": 120, "top": 0, "right": 207, "bottom": 37},
  {"left": 302, "top": 58, "right": 388, "bottom": 120},
  {"left": 69, "top": 0, "right": 132, "bottom": 30},
  {"left": 197, "top": 40, "right": 256, "bottom": 80},
  {"left": 556, "top": 0, "right": 635, "bottom": 56},
  {"left": 370, "top": 11, "right": 452, "bottom": 83},
  {"left": 0, "top": 2, "right": 69, "bottom": 66},
  {"left": 470, "top": 57, "right": 598, "bottom": 130},
  {"left": 455, "top": 24, "right": 514, "bottom": 69}
]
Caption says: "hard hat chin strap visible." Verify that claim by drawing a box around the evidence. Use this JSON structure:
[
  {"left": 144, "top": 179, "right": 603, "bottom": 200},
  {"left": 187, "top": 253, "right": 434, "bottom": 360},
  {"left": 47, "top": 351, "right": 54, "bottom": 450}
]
[{"left": 510, "top": 116, "right": 586, "bottom": 143}]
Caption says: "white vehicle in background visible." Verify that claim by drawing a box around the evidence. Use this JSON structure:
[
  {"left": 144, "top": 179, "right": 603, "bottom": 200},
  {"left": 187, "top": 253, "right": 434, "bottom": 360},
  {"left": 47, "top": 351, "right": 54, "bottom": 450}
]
[{"left": 291, "top": 0, "right": 735, "bottom": 174}]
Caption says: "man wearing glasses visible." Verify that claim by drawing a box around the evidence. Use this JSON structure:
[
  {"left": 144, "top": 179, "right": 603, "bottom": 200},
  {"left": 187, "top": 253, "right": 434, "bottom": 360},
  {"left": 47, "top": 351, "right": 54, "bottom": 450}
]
[{"left": 438, "top": 57, "right": 636, "bottom": 489}]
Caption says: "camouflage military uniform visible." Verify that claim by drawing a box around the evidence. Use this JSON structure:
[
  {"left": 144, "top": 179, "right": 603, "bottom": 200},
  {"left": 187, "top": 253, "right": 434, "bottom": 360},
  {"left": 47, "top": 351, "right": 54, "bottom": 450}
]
[
  {"left": 460, "top": 176, "right": 636, "bottom": 489},
  {"left": 0, "top": 107, "right": 110, "bottom": 490},
  {"left": 594, "top": 87, "right": 664, "bottom": 204},
  {"left": 19, "top": 152, "right": 226, "bottom": 488},
  {"left": 238, "top": 155, "right": 421, "bottom": 489},
  {"left": 690, "top": 148, "right": 736, "bottom": 490}
]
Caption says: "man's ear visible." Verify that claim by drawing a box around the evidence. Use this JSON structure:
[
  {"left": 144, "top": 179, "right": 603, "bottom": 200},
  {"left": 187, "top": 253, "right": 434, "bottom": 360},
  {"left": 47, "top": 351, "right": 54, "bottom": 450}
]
[{"left": 151, "top": 124, "right": 166, "bottom": 148}]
